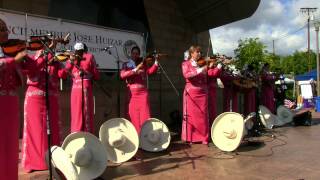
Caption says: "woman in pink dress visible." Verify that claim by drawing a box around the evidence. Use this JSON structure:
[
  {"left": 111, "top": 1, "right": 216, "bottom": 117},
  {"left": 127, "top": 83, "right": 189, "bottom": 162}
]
[
  {"left": 220, "top": 70, "right": 239, "bottom": 113},
  {"left": 0, "top": 18, "right": 27, "bottom": 180},
  {"left": 65, "top": 42, "right": 99, "bottom": 133},
  {"left": 260, "top": 63, "right": 276, "bottom": 113},
  {"left": 21, "top": 45, "right": 67, "bottom": 172},
  {"left": 120, "top": 46, "right": 158, "bottom": 134},
  {"left": 181, "top": 46, "right": 222, "bottom": 144},
  {"left": 242, "top": 64, "right": 258, "bottom": 116},
  {"left": 207, "top": 64, "right": 222, "bottom": 126}
]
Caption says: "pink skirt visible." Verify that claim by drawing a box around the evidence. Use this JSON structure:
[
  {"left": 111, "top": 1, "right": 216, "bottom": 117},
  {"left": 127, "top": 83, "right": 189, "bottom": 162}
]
[
  {"left": 0, "top": 95, "right": 19, "bottom": 180},
  {"left": 261, "top": 87, "right": 275, "bottom": 113},
  {"left": 182, "top": 87, "right": 209, "bottom": 143},
  {"left": 244, "top": 88, "right": 257, "bottom": 115},
  {"left": 70, "top": 82, "right": 94, "bottom": 133},
  {"left": 21, "top": 88, "right": 60, "bottom": 172},
  {"left": 128, "top": 88, "right": 150, "bottom": 134}
]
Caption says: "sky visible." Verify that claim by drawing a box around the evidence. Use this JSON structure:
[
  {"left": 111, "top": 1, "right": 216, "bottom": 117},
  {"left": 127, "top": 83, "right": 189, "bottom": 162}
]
[{"left": 209, "top": 0, "right": 320, "bottom": 57}]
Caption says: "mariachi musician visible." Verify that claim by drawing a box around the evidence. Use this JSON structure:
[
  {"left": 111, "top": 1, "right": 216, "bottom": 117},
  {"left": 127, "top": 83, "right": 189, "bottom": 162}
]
[
  {"left": 220, "top": 63, "right": 239, "bottom": 113},
  {"left": 120, "top": 46, "right": 158, "bottom": 134},
  {"left": 260, "top": 63, "right": 277, "bottom": 113},
  {"left": 240, "top": 64, "right": 258, "bottom": 116},
  {"left": 0, "top": 18, "right": 27, "bottom": 180},
  {"left": 65, "top": 42, "right": 100, "bottom": 133},
  {"left": 21, "top": 37, "right": 69, "bottom": 172},
  {"left": 207, "top": 55, "right": 226, "bottom": 125},
  {"left": 181, "top": 45, "right": 222, "bottom": 145}
]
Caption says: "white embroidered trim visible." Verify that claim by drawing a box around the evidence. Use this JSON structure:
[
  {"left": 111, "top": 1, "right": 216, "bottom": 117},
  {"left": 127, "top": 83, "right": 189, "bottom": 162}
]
[{"left": 0, "top": 90, "right": 17, "bottom": 96}]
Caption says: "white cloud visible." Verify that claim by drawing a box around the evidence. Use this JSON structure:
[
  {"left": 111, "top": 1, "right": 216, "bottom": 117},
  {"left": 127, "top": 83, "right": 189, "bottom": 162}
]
[{"left": 210, "top": 0, "right": 320, "bottom": 57}]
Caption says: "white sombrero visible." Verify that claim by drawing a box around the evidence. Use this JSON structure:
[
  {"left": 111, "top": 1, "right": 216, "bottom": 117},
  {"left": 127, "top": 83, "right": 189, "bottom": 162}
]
[
  {"left": 47, "top": 146, "right": 79, "bottom": 180},
  {"left": 61, "top": 132, "right": 108, "bottom": 180},
  {"left": 259, "top": 105, "right": 276, "bottom": 129},
  {"left": 276, "top": 105, "right": 294, "bottom": 126},
  {"left": 99, "top": 118, "right": 139, "bottom": 163},
  {"left": 243, "top": 112, "right": 256, "bottom": 136},
  {"left": 140, "top": 118, "right": 171, "bottom": 152},
  {"left": 211, "top": 112, "right": 244, "bottom": 152}
]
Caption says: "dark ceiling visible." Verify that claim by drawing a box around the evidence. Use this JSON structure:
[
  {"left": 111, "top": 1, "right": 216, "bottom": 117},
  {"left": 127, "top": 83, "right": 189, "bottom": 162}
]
[
  {"left": 177, "top": 0, "right": 261, "bottom": 32},
  {"left": 48, "top": 0, "right": 260, "bottom": 33}
]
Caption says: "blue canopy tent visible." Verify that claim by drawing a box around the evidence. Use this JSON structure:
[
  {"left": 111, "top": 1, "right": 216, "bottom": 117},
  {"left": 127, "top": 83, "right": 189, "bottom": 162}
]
[{"left": 295, "top": 69, "right": 317, "bottom": 81}]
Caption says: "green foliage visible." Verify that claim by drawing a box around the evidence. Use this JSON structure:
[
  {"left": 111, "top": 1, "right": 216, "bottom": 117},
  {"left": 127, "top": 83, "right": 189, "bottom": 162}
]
[
  {"left": 280, "top": 50, "right": 317, "bottom": 75},
  {"left": 234, "top": 38, "right": 266, "bottom": 71},
  {"left": 233, "top": 37, "right": 317, "bottom": 75}
]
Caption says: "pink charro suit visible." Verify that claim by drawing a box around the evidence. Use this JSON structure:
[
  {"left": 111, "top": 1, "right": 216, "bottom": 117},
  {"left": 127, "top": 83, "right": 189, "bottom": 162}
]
[
  {"left": 65, "top": 53, "right": 99, "bottom": 133},
  {"left": 120, "top": 59, "right": 158, "bottom": 134},
  {"left": 261, "top": 72, "right": 276, "bottom": 113},
  {"left": 0, "top": 54, "right": 22, "bottom": 180},
  {"left": 181, "top": 60, "right": 221, "bottom": 144},
  {"left": 220, "top": 71, "right": 239, "bottom": 113},
  {"left": 207, "top": 68, "right": 222, "bottom": 126},
  {"left": 21, "top": 51, "right": 67, "bottom": 172}
]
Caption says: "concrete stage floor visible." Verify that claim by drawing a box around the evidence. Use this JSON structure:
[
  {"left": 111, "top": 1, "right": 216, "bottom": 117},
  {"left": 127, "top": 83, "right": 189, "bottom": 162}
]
[{"left": 19, "top": 112, "right": 320, "bottom": 180}]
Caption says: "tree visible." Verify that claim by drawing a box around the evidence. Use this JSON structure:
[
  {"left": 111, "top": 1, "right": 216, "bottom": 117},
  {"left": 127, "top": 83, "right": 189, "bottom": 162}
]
[
  {"left": 280, "top": 50, "right": 317, "bottom": 75},
  {"left": 234, "top": 38, "right": 266, "bottom": 72}
]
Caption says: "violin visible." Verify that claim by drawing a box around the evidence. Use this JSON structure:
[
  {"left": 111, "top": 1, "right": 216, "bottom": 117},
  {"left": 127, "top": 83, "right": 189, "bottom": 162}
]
[
  {"left": 55, "top": 51, "right": 82, "bottom": 62},
  {"left": 0, "top": 35, "right": 70, "bottom": 57},
  {"left": 0, "top": 39, "right": 43, "bottom": 57},
  {"left": 197, "top": 55, "right": 232, "bottom": 67},
  {"left": 135, "top": 52, "right": 168, "bottom": 66},
  {"left": 232, "top": 69, "right": 258, "bottom": 89}
]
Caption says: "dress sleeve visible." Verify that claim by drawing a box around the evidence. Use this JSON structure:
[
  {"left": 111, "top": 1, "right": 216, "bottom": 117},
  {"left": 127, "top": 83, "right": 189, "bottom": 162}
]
[
  {"left": 207, "top": 67, "right": 222, "bottom": 77},
  {"left": 182, "top": 61, "right": 199, "bottom": 79},
  {"left": 120, "top": 63, "right": 135, "bottom": 79},
  {"left": 0, "top": 57, "right": 15, "bottom": 71},
  {"left": 146, "top": 63, "right": 158, "bottom": 75}
]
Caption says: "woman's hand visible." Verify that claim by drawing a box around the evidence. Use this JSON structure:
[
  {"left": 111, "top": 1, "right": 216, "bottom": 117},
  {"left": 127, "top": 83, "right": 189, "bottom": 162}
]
[{"left": 14, "top": 50, "right": 27, "bottom": 63}]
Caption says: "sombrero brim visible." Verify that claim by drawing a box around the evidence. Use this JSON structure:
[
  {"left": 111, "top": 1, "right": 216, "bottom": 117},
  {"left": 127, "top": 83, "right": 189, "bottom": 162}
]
[
  {"left": 62, "top": 132, "right": 108, "bottom": 180},
  {"left": 99, "top": 118, "right": 139, "bottom": 163},
  {"left": 276, "top": 105, "right": 293, "bottom": 126},
  {"left": 47, "top": 146, "right": 79, "bottom": 180},
  {"left": 259, "top": 105, "right": 276, "bottom": 129},
  {"left": 211, "top": 112, "right": 244, "bottom": 152},
  {"left": 140, "top": 118, "right": 171, "bottom": 152}
]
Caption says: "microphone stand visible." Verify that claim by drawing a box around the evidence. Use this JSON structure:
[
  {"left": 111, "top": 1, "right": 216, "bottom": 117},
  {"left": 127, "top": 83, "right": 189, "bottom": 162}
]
[
  {"left": 103, "top": 47, "right": 121, "bottom": 117},
  {"left": 252, "top": 76, "right": 264, "bottom": 136},
  {"left": 70, "top": 54, "right": 111, "bottom": 129},
  {"left": 80, "top": 67, "right": 85, "bottom": 131},
  {"left": 70, "top": 59, "right": 86, "bottom": 132},
  {"left": 153, "top": 52, "right": 181, "bottom": 139},
  {"left": 39, "top": 39, "right": 53, "bottom": 180}
]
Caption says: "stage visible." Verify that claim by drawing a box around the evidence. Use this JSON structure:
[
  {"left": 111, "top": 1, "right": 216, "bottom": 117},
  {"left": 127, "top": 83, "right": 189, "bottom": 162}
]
[{"left": 19, "top": 111, "right": 320, "bottom": 179}]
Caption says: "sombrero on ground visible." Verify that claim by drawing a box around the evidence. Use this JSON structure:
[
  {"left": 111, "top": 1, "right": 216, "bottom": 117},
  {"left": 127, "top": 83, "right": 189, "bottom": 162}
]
[
  {"left": 140, "top": 118, "right": 171, "bottom": 152},
  {"left": 47, "top": 146, "right": 79, "bottom": 180},
  {"left": 61, "top": 132, "right": 108, "bottom": 180},
  {"left": 259, "top": 105, "right": 276, "bottom": 129},
  {"left": 211, "top": 112, "right": 244, "bottom": 152},
  {"left": 99, "top": 118, "right": 139, "bottom": 163}
]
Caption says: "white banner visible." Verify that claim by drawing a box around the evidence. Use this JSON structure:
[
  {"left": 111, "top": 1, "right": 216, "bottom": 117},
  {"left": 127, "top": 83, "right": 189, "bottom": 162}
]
[{"left": 0, "top": 9, "right": 145, "bottom": 70}]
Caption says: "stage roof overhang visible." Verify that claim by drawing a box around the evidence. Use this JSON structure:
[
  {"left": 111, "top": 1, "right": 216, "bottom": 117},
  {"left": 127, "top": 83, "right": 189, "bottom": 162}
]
[{"left": 177, "top": 0, "right": 261, "bottom": 32}]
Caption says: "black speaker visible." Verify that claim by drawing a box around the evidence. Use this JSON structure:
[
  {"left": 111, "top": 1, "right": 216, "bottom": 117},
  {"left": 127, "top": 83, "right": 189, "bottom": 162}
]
[{"left": 293, "top": 110, "right": 312, "bottom": 126}]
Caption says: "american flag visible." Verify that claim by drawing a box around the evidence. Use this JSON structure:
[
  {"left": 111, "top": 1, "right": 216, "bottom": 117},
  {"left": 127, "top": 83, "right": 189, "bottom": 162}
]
[{"left": 284, "top": 99, "right": 296, "bottom": 109}]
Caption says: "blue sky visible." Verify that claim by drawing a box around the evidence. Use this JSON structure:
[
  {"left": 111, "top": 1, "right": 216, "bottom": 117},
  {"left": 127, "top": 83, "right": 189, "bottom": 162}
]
[{"left": 209, "top": 0, "right": 320, "bottom": 56}]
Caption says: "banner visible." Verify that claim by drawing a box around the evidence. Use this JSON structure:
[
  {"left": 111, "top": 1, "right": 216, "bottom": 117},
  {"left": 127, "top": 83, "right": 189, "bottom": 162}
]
[{"left": 0, "top": 9, "right": 145, "bottom": 70}]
